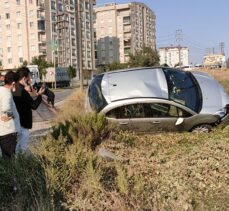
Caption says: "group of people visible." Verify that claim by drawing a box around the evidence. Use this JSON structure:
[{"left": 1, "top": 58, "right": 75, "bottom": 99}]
[{"left": 0, "top": 67, "right": 45, "bottom": 158}]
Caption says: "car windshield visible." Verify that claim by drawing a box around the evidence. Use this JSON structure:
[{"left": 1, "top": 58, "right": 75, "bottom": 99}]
[
  {"left": 163, "top": 68, "right": 202, "bottom": 112},
  {"left": 88, "top": 74, "right": 108, "bottom": 112}
]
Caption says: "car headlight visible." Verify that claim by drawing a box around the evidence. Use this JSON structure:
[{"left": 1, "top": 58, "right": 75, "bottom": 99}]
[{"left": 215, "top": 108, "right": 227, "bottom": 118}]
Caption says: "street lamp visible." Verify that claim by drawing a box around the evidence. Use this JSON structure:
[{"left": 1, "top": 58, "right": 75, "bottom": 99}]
[
  {"left": 48, "top": 39, "right": 58, "bottom": 89},
  {"left": 77, "top": 0, "right": 83, "bottom": 91}
]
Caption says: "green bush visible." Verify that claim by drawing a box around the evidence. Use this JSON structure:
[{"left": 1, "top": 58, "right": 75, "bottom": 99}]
[{"left": 2, "top": 111, "right": 229, "bottom": 210}]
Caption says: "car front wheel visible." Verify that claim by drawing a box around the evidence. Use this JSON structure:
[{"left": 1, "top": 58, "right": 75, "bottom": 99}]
[{"left": 191, "top": 124, "right": 212, "bottom": 133}]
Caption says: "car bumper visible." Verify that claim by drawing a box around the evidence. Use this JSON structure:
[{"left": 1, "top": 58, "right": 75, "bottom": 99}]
[{"left": 219, "top": 113, "right": 229, "bottom": 126}]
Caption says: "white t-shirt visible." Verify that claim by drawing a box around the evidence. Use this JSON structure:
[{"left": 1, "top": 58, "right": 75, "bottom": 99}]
[{"left": 0, "top": 86, "right": 21, "bottom": 136}]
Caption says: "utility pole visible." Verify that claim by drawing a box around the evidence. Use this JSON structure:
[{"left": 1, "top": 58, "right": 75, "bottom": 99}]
[
  {"left": 206, "top": 48, "right": 211, "bottom": 55},
  {"left": 175, "top": 29, "right": 183, "bottom": 66},
  {"left": 77, "top": 0, "right": 83, "bottom": 91},
  {"left": 219, "top": 42, "right": 225, "bottom": 55},
  {"left": 212, "top": 47, "right": 215, "bottom": 54}
]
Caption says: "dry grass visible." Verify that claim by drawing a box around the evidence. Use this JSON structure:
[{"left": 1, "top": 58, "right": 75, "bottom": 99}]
[
  {"left": 1, "top": 71, "right": 229, "bottom": 210},
  {"left": 101, "top": 129, "right": 229, "bottom": 210},
  {"left": 193, "top": 68, "right": 229, "bottom": 81},
  {"left": 54, "top": 90, "right": 86, "bottom": 123}
]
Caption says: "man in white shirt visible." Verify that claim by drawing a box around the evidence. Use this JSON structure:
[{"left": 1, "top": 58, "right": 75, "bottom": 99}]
[{"left": 0, "top": 71, "right": 21, "bottom": 158}]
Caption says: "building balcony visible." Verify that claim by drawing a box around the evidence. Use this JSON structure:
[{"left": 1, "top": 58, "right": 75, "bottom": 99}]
[
  {"left": 124, "top": 47, "right": 131, "bottom": 55},
  {"left": 39, "top": 49, "right": 47, "bottom": 55},
  {"left": 123, "top": 21, "right": 131, "bottom": 25},
  {"left": 123, "top": 26, "right": 131, "bottom": 33},
  {"left": 124, "top": 34, "right": 131, "bottom": 40},
  {"left": 37, "top": 3, "right": 45, "bottom": 10},
  {"left": 38, "top": 28, "right": 45, "bottom": 32},
  {"left": 124, "top": 40, "right": 131, "bottom": 48},
  {"left": 38, "top": 39, "right": 46, "bottom": 44},
  {"left": 37, "top": 15, "right": 45, "bottom": 20}
]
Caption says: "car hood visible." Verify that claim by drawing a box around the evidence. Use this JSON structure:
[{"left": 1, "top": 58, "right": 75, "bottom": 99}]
[
  {"left": 101, "top": 68, "right": 168, "bottom": 103},
  {"left": 192, "top": 71, "right": 229, "bottom": 113}
]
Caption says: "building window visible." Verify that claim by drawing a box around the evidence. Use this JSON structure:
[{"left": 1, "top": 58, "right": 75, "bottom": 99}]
[
  {"left": 30, "top": 22, "right": 34, "bottom": 28},
  {"left": 6, "top": 13, "right": 10, "bottom": 19},
  {"left": 18, "top": 34, "right": 22, "bottom": 42},
  {"left": 86, "top": 31, "right": 90, "bottom": 39},
  {"left": 16, "top": 11, "right": 20, "bottom": 17},
  {"left": 88, "top": 61, "right": 91, "bottom": 68},
  {"left": 29, "top": 0, "right": 33, "bottom": 4},
  {"left": 19, "top": 57, "right": 23, "bottom": 63},
  {"left": 7, "top": 47, "right": 11, "bottom": 53},
  {"left": 18, "top": 46, "right": 22, "bottom": 52},
  {"left": 5, "top": 2, "right": 10, "bottom": 8},
  {"left": 86, "top": 12, "right": 90, "bottom": 20},
  {"left": 31, "top": 45, "right": 36, "bottom": 51},
  {"left": 7, "top": 36, "right": 11, "bottom": 42},
  {"left": 30, "top": 33, "right": 35, "bottom": 40},
  {"left": 6, "top": 24, "right": 10, "bottom": 30},
  {"left": 8, "top": 58, "right": 12, "bottom": 64},
  {"left": 123, "top": 16, "right": 130, "bottom": 24},
  {"left": 51, "top": 1, "right": 56, "bottom": 10},
  {"left": 85, "top": 2, "right": 90, "bottom": 10},
  {"left": 52, "top": 23, "right": 56, "bottom": 32},
  {"left": 86, "top": 22, "right": 90, "bottom": 29},
  {"left": 17, "top": 23, "right": 22, "bottom": 29},
  {"left": 72, "top": 38, "right": 76, "bottom": 46},
  {"left": 58, "top": 3, "right": 63, "bottom": 12},
  {"left": 29, "top": 10, "right": 33, "bottom": 17}
]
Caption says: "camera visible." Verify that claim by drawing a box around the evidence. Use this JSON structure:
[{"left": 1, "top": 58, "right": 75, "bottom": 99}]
[
  {"left": 32, "top": 82, "right": 55, "bottom": 107},
  {"left": 32, "top": 82, "right": 46, "bottom": 91}
]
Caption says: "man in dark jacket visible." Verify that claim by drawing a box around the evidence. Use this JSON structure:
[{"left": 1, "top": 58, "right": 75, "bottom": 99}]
[{"left": 13, "top": 67, "right": 44, "bottom": 153}]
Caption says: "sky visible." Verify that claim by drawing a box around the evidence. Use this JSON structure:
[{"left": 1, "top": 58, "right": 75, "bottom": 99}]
[{"left": 96, "top": 0, "right": 229, "bottom": 64}]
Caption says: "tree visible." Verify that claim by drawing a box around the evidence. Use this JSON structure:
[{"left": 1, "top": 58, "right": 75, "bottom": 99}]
[
  {"left": 18, "top": 60, "right": 28, "bottom": 68},
  {"left": 128, "top": 46, "right": 160, "bottom": 68},
  {"left": 106, "top": 61, "right": 128, "bottom": 71},
  {"left": 0, "top": 61, "right": 3, "bottom": 70},
  {"left": 67, "top": 65, "right": 76, "bottom": 79},
  {"left": 31, "top": 56, "right": 53, "bottom": 79}
]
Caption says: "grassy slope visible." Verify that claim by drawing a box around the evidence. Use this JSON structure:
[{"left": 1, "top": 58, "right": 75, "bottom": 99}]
[{"left": 1, "top": 70, "right": 229, "bottom": 210}]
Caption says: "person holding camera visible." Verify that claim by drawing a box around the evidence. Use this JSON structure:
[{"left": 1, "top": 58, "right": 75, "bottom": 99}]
[
  {"left": 13, "top": 67, "right": 45, "bottom": 154},
  {"left": 0, "top": 71, "right": 21, "bottom": 158}
]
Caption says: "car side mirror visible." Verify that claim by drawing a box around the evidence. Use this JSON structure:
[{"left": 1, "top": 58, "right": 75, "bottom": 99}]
[{"left": 175, "top": 117, "right": 184, "bottom": 126}]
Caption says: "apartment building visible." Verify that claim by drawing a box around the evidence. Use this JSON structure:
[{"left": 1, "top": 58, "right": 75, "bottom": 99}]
[
  {"left": 0, "top": 0, "right": 95, "bottom": 79},
  {"left": 55, "top": 0, "right": 96, "bottom": 79},
  {"left": 0, "top": 0, "right": 41, "bottom": 69},
  {"left": 159, "top": 46, "right": 189, "bottom": 67},
  {"left": 94, "top": 2, "right": 156, "bottom": 66},
  {"left": 203, "top": 54, "right": 226, "bottom": 68}
]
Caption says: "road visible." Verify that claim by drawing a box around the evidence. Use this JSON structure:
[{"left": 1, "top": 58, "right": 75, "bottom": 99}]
[
  {"left": 30, "top": 88, "right": 76, "bottom": 137},
  {"left": 33, "top": 88, "right": 76, "bottom": 122}
]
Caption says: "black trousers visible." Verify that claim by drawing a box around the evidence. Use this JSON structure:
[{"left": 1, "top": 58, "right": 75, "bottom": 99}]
[{"left": 0, "top": 133, "right": 17, "bottom": 159}]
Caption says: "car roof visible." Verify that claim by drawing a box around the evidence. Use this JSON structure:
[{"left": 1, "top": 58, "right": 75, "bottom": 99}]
[{"left": 100, "top": 67, "right": 169, "bottom": 103}]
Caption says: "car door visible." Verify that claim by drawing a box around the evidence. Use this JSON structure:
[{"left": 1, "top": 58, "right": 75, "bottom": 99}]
[
  {"left": 105, "top": 105, "right": 132, "bottom": 131},
  {"left": 106, "top": 102, "right": 192, "bottom": 133},
  {"left": 128, "top": 103, "right": 180, "bottom": 132}
]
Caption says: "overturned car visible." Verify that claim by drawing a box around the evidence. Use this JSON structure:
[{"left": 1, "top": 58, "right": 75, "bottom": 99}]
[{"left": 86, "top": 67, "right": 229, "bottom": 132}]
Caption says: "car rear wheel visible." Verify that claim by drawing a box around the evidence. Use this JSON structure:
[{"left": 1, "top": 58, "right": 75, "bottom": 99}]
[{"left": 191, "top": 124, "right": 212, "bottom": 133}]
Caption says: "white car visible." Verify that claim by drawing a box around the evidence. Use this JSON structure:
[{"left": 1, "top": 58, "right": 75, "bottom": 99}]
[{"left": 87, "top": 67, "right": 229, "bottom": 132}]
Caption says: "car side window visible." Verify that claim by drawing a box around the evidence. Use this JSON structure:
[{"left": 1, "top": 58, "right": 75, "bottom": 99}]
[
  {"left": 144, "top": 103, "right": 170, "bottom": 117},
  {"left": 106, "top": 106, "right": 127, "bottom": 119},
  {"left": 106, "top": 104, "right": 145, "bottom": 119},
  {"left": 177, "top": 107, "right": 192, "bottom": 117},
  {"left": 106, "top": 103, "right": 192, "bottom": 119},
  {"left": 125, "top": 104, "right": 145, "bottom": 118},
  {"left": 144, "top": 103, "right": 192, "bottom": 118}
]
